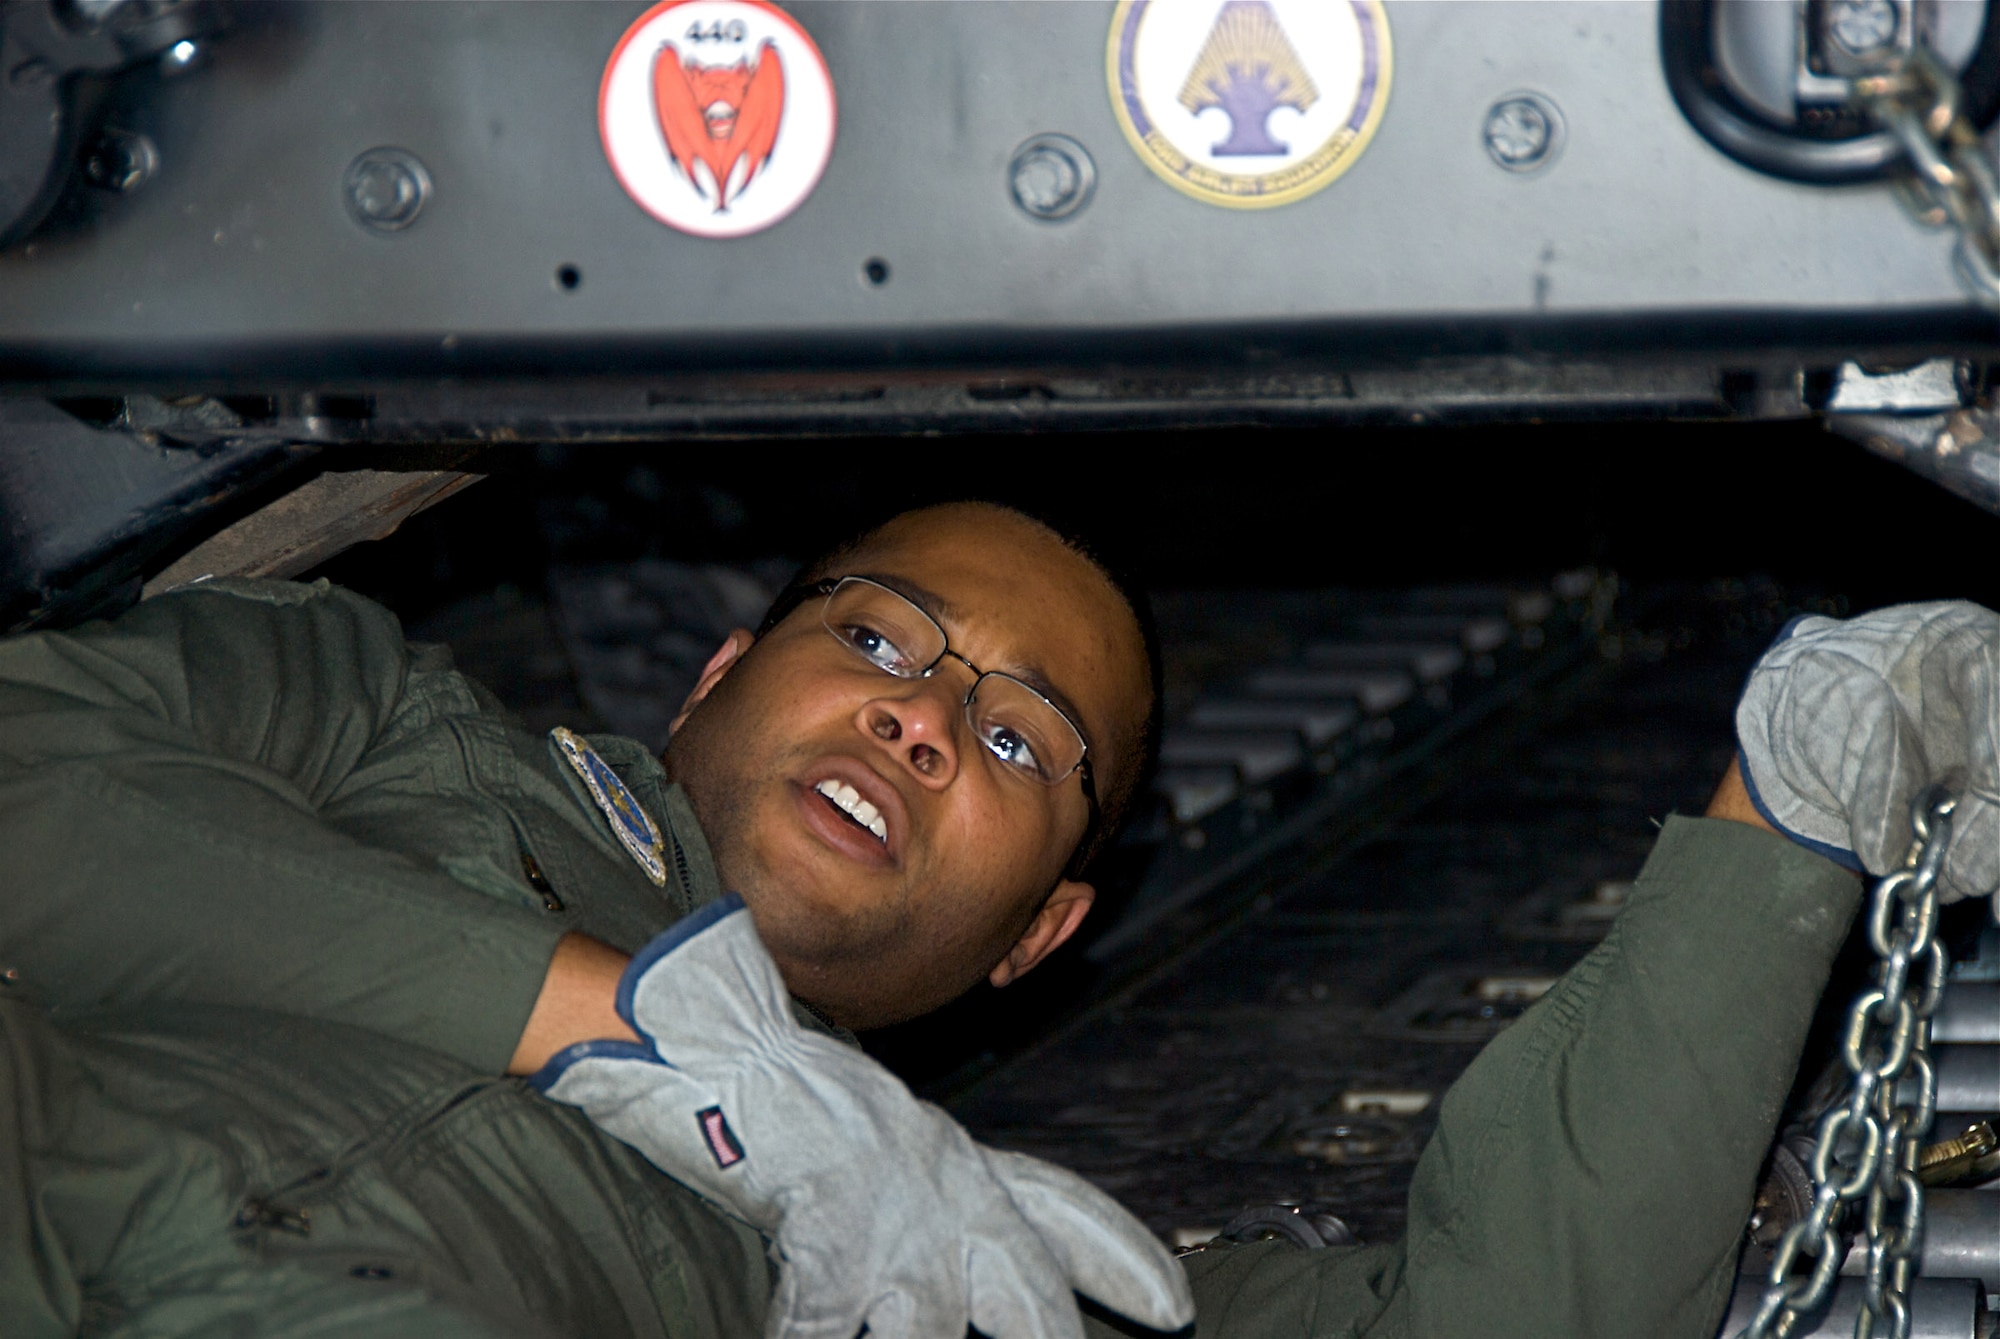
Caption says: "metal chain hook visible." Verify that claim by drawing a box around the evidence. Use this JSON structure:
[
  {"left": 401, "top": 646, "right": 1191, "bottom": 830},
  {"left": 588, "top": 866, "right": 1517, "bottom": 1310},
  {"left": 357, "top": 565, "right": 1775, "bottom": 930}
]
[
  {"left": 1848, "top": 49, "right": 2000, "bottom": 310},
  {"left": 1741, "top": 788, "right": 1958, "bottom": 1339}
]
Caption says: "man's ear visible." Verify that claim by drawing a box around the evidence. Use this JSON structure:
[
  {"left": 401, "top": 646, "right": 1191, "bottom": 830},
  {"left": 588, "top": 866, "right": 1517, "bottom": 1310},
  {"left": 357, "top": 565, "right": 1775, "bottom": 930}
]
[
  {"left": 668, "top": 629, "right": 756, "bottom": 737},
  {"left": 989, "top": 880, "right": 1095, "bottom": 989}
]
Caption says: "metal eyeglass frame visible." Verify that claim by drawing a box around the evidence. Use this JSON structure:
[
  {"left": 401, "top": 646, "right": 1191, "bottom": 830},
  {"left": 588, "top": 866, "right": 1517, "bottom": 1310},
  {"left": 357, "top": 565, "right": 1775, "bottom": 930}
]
[{"left": 766, "top": 575, "right": 1103, "bottom": 869}]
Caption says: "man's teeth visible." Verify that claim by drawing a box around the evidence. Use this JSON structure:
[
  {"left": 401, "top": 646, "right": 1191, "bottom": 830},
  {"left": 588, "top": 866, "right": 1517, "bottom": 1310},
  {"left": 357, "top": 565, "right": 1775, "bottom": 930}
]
[{"left": 814, "top": 778, "right": 888, "bottom": 842}]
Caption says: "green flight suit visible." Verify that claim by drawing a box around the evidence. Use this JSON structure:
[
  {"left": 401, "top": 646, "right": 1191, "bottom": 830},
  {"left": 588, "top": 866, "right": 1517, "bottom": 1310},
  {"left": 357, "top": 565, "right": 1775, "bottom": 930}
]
[{"left": 0, "top": 579, "right": 1863, "bottom": 1338}]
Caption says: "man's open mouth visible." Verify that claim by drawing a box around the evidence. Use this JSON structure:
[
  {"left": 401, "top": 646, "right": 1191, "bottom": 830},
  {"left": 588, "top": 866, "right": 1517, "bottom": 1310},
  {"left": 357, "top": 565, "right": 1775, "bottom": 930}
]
[{"left": 814, "top": 778, "right": 888, "bottom": 844}]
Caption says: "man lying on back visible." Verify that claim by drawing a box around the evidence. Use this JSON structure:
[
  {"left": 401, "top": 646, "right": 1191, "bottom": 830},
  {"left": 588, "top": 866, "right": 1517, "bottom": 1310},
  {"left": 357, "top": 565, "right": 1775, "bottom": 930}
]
[{"left": 0, "top": 499, "right": 1992, "bottom": 1338}]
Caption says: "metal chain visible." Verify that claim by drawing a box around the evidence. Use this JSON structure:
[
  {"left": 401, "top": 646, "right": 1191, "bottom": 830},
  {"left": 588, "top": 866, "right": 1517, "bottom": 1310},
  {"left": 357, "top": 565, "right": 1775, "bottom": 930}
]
[
  {"left": 1741, "top": 789, "right": 1958, "bottom": 1339},
  {"left": 1848, "top": 48, "right": 2000, "bottom": 310}
]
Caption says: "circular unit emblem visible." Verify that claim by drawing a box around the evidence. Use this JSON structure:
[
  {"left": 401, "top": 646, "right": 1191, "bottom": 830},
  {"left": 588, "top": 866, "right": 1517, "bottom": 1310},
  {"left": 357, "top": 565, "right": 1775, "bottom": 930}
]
[
  {"left": 600, "top": 0, "right": 836, "bottom": 239},
  {"left": 1107, "top": 0, "right": 1391, "bottom": 209}
]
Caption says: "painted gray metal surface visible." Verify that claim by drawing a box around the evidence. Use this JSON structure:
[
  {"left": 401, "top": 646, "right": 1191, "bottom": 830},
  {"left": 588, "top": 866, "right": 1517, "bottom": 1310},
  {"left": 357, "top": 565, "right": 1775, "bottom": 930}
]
[{"left": 0, "top": 0, "right": 1985, "bottom": 379}]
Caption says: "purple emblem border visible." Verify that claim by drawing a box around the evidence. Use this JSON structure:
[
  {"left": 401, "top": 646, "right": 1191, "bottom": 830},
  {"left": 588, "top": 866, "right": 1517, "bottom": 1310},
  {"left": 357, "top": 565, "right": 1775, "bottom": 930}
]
[
  {"left": 1118, "top": 0, "right": 1155, "bottom": 139},
  {"left": 1347, "top": 0, "right": 1380, "bottom": 132}
]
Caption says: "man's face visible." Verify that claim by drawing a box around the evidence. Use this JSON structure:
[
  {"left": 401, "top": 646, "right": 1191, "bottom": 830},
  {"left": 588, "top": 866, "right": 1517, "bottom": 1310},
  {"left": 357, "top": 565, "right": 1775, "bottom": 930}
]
[{"left": 665, "top": 504, "right": 1149, "bottom": 1028}]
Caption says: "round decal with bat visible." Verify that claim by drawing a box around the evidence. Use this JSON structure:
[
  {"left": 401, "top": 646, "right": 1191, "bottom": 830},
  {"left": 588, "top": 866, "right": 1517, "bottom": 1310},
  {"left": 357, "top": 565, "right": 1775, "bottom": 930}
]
[
  {"left": 600, "top": 0, "right": 837, "bottom": 238},
  {"left": 1108, "top": 0, "right": 1391, "bottom": 209}
]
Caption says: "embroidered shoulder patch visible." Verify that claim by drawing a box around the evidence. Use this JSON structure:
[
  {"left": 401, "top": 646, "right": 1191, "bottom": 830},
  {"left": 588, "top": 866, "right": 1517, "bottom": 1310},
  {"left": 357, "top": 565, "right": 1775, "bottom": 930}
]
[{"left": 551, "top": 727, "right": 668, "bottom": 887}]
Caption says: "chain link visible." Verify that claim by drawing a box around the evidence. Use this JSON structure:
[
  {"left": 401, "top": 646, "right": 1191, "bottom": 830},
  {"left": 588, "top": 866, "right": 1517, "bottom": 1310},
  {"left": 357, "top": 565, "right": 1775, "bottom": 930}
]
[
  {"left": 1847, "top": 48, "right": 2000, "bottom": 310},
  {"left": 1740, "top": 788, "right": 1958, "bottom": 1339}
]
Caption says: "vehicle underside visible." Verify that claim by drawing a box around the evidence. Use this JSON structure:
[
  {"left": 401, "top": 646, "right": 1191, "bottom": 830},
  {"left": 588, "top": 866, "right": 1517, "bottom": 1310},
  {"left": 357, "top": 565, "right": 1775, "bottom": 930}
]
[{"left": 5, "top": 0, "right": 2000, "bottom": 1332}]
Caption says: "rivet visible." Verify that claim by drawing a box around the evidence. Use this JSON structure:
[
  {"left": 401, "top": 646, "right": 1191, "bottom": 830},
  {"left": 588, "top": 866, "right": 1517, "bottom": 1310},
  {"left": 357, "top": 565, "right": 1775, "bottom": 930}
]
[
  {"left": 1482, "top": 92, "right": 1565, "bottom": 174},
  {"left": 83, "top": 127, "right": 161, "bottom": 194},
  {"left": 342, "top": 147, "right": 432, "bottom": 233},
  {"left": 1008, "top": 134, "right": 1097, "bottom": 222}
]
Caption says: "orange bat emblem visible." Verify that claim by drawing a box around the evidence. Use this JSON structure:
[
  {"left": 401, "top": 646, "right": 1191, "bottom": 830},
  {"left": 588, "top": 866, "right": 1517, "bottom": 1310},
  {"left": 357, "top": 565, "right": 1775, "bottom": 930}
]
[{"left": 653, "top": 40, "right": 785, "bottom": 212}]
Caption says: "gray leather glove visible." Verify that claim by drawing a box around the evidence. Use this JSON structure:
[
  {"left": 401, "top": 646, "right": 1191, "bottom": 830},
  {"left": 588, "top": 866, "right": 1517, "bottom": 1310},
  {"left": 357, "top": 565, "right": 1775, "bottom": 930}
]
[
  {"left": 1735, "top": 600, "right": 1999, "bottom": 902},
  {"left": 530, "top": 896, "right": 1195, "bottom": 1339}
]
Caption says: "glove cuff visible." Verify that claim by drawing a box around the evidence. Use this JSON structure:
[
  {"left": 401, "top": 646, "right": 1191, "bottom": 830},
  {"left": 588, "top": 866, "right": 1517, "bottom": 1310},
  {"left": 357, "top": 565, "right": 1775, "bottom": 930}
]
[
  {"left": 614, "top": 893, "right": 749, "bottom": 1037},
  {"left": 524, "top": 1038, "right": 659, "bottom": 1094},
  {"left": 526, "top": 894, "right": 754, "bottom": 1094},
  {"left": 1736, "top": 747, "right": 1866, "bottom": 874}
]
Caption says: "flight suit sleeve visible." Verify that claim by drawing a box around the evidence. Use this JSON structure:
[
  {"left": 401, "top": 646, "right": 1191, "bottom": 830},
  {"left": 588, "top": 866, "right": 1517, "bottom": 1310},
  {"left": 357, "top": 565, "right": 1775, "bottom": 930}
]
[
  {"left": 0, "top": 579, "right": 566, "bottom": 1074},
  {"left": 1121, "top": 816, "right": 1861, "bottom": 1339}
]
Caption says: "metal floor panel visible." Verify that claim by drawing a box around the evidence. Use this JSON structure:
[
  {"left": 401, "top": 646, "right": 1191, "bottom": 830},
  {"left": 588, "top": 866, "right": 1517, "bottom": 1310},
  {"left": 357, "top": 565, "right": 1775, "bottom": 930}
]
[{"left": 947, "top": 606, "right": 1769, "bottom": 1243}]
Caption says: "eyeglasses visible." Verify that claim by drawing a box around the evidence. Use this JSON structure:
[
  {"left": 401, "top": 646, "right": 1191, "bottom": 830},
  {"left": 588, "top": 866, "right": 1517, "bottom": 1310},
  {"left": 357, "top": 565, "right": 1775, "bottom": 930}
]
[{"left": 788, "top": 576, "right": 1100, "bottom": 834}]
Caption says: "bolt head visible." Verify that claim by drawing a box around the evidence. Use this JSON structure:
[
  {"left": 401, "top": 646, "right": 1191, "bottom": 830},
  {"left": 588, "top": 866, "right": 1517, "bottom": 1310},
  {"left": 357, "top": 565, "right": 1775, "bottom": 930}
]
[
  {"left": 342, "top": 148, "right": 432, "bottom": 232},
  {"left": 1827, "top": 0, "right": 1900, "bottom": 56},
  {"left": 83, "top": 128, "right": 160, "bottom": 194},
  {"left": 1483, "top": 93, "right": 1566, "bottom": 173},
  {"left": 1009, "top": 134, "right": 1096, "bottom": 221}
]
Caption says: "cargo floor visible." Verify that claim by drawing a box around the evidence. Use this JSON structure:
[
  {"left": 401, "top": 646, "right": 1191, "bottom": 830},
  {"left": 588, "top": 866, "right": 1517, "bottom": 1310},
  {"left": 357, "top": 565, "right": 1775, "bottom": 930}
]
[{"left": 945, "top": 591, "right": 1781, "bottom": 1245}]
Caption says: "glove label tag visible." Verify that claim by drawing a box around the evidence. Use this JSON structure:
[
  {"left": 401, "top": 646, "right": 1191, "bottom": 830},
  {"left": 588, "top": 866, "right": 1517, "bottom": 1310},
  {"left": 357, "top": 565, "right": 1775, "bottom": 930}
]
[{"left": 697, "top": 1105, "right": 746, "bottom": 1167}]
